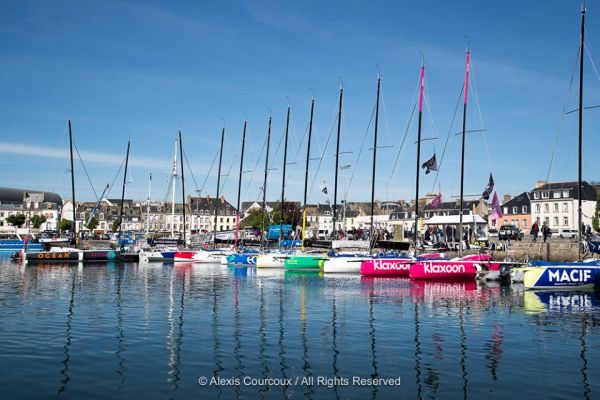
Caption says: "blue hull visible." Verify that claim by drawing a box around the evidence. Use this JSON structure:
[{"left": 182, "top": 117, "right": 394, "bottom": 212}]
[
  {"left": 0, "top": 240, "right": 43, "bottom": 252},
  {"left": 524, "top": 260, "right": 600, "bottom": 290},
  {"left": 227, "top": 254, "right": 257, "bottom": 265}
]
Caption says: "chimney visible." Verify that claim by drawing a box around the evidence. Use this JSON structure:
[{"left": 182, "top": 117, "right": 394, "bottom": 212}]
[
  {"left": 535, "top": 180, "right": 547, "bottom": 189},
  {"left": 502, "top": 193, "right": 512, "bottom": 204}
]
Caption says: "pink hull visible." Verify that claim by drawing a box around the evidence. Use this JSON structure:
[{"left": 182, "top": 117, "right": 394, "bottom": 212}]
[
  {"left": 174, "top": 251, "right": 195, "bottom": 262},
  {"left": 410, "top": 260, "right": 481, "bottom": 281},
  {"left": 360, "top": 258, "right": 413, "bottom": 277}
]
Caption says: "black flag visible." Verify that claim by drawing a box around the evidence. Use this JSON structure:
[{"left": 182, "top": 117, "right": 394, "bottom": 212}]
[
  {"left": 482, "top": 173, "right": 494, "bottom": 200},
  {"left": 421, "top": 153, "right": 438, "bottom": 175}
]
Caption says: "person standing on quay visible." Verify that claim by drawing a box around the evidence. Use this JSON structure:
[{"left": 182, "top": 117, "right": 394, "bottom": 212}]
[
  {"left": 542, "top": 223, "right": 550, "bottom": 243},
  {"left": 531, "top": 221, "right": 540, "bottom": 242}
]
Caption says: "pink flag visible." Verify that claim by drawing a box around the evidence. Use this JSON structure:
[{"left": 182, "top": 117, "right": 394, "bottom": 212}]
[
  {"left": 430, "top": 192, "right": 442, "bottom": 208},
  {"left": 491, "top": 191, "right": 503, "bottom": 221}
]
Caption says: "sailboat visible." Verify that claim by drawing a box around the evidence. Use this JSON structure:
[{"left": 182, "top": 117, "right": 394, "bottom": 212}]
[
  {"left": 515, "top": 6, "right": 600, "bottom": 290},
  {"left": 22, "top": 121, "right": 130, "bottom": 263},
  {"left": 323, "top": 75, "right": 383, "bottom": 273}
]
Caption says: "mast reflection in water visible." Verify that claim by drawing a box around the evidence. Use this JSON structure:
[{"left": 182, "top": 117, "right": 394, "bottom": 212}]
[{"left": 1, "top": 259, "right": 600, "bottom": 399}]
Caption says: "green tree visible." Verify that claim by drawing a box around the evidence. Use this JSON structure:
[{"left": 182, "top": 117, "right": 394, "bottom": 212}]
[
  {"left": 86, "top": 217, "right": 99, "bottom": 230},
  {"left": 271, "top": 202, "right": 302, "bottom": 228},
  {"left": 242, "top": 209, "right": 270, "bottom": 229},
  {"left": 6, "top": 213, "right": 26, "bottom": 228},
  {"left": 59, "top": 219, "right": 72, "bottom": 232},
  {"left": 112, "top": 218, "right": 121, "bottom": 233},
  {"left": 30, "top": 215, "right": 47, "bottom": 229}
]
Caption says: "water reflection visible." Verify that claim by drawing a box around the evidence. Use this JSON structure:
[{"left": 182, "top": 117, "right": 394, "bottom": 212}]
[{"left": 2, "top": 261, "right": 600, "bottom": 400}]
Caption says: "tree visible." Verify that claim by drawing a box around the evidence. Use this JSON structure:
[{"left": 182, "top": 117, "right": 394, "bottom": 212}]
[
  {"left": 271, "top": 202, "right": 302, "bottom": 228},
  {"left": 6, "top": 213, "right": 26, "bottom": 228},
  {"left": 86, "top": 217, "right": 99, "bottom": 230},
  {"left": 30, "top": 215, "right": 47, "bottom": 229},
  {"left": 242, "top": 209, "right": 270, "bottom": 229},
  {"left": 59, "top": 219, "right": 72, "bottom": 232},
  {"left": 112, "top": 218, "right": 121, "bottom": 233}
]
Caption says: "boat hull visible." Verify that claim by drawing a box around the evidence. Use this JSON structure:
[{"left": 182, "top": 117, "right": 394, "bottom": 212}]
[
  {"left": 227, "top": 253, "right": 258, "bottom": 265},
  {"left": 360, "top": 258, "right": 413, "bottom": 276},
  {"left": 323, "top": 256, "right": 366, "bottom": 273},
  {"left": 523, "top": 264, "right": 600, "bottom": 290},
  {"left": 256, "top": 253, "right": 287, "bottom": 268},
  {"left": 410, "top": 260, "right": 482, "bottom": 281},
  {"left": 284, "top": 255, "right": 324, "bottom": 271}
]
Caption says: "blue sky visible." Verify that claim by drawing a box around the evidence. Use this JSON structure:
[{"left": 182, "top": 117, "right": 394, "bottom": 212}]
[{"left": 1, "top": 0, "right": 600, "bottom": 206}]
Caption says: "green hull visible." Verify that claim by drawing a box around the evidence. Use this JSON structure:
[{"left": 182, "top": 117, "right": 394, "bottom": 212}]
[{"left": 284, "top": 255, "right": 325, "bottom": 271}]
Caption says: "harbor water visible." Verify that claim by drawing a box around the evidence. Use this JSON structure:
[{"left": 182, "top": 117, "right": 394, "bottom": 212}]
[{"left": 1, "top": 256, "right": 599, "bottom": 399}]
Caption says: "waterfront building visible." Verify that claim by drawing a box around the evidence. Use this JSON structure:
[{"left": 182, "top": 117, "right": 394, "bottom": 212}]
[
  {"left": 0, "top": 187, "right": 62, "bottom": 234},
  {"left": 497, "top": 192, "right": 531, "bottom": 230},
  {"left": 529, "top": 181, "right": 597, "bottom": 231}
]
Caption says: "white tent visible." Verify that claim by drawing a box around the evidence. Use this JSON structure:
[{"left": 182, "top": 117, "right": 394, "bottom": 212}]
[{"left": 425, "top": 214, "right": 487, "bottom": 226}]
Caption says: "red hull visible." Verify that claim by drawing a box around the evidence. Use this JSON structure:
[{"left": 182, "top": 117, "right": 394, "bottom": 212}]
[
  {"left": 174, "top": 251, "right": 195, "bottom": 261},
  {"left": 410, "top": 260, "right": 482, "bottom": 281},
  {"left": 360, "top": 258, "right": 413, "bottom": 277}
]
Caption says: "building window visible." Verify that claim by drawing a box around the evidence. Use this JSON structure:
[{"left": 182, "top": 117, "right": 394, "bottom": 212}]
[
  {"left": 523, "top": 219, "right": 527, "bottom": 227},
  {"left": 544, "top": 217, "right": 549, "bottom": 225},
  {"left": 542, "top": 192, "right": 549, "bottom": 199},
  {"left": 80, "top": 212, "right": 85, "bottom": 220},
  {"left": 544, "top": 204, "right": 549, "bottom": 213},
  {"left": 563, "top": 190, "right": 569, "bottom": 197},
  {"left": 325, "top": 211, "right": 330, "bottom": 215},
  {"left": 511, "top": 206, "right": 516, "bottom": 214},
  {"left": 564, "top": 216, "right": 568, "bottom": 226},
  {"left": 554, "top": 216, "right": 559, "bottom": 226},
  {"left": 563, "top": 203, "right": 568, "bottom": 212},
  {"left": 534, "top": 192, "right": 540, "bottom": 199},
  {"left": 522, "top": 206, "right": 528, "bottom": 213},
  {"left": 553, "top": 203, "right": 558, "bottom": 212},
  {"left": 554, "top": 191, "right": 561, "bottom": 198},
  {"left": 503, "top": 207, "right": 508, "bottom": 215}
]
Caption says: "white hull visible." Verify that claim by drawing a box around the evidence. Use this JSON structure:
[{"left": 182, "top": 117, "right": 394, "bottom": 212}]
[
  {"left": 323, "top": 256, "right": 367, "bottom": 273},
  {"left": 256, "top": 252, "right": 292, "bottom": 268}
]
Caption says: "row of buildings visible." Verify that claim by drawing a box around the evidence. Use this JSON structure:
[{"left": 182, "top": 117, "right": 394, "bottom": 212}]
[{"left": 1, "top": 180, "right": 598, "bottom": 237}]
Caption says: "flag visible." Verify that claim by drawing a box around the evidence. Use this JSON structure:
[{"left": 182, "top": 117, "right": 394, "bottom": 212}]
[
  {"left": 321, "top": 180, "right": 328, "bottom": 195},
  {"left": 490, "top": 191, "right": 503, "bottom": 221},
  {"left": 482, "top": 173, "right": 494, "bottom": 200},
  {"left": 430, "top": 192, "right": 442, "bottom": 208},
  {"left": 421, "top": 153, "right": 437, "bottom": 175}
]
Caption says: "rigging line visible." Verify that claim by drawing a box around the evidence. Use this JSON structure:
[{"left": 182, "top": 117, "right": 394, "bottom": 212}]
[
  {"left": 468, "top": 57, "right": 493, "bottom": 174},
  {"left": 380, "top": 85, "right": 394, "bottom": 147},
  {"left": 431, "top": 82, "right": 464, "bottom": 191},
  {"left": 106, "top": 157, "right": 126, "bottom": 200},
  {"left": 545, "top": 45, "right": 580, "bottom": 184},
  {"left": 72, "top": 141, "right": 99, "bottom": 201},
  {"left": 386, "top": 75, "right": 421, "bottom": 190},
  {"left": 343, "top": 105, "right": 375, "bottom": 201},
  {"left": 243, "top": 130, "right": 268, "bottom": 198},
  {"left": 182, "top": 149, "right": 200, "bottom": 193},
  {"left": 200, "top": 148, "right": 220, "bottom": 196},
  {"left": 309, "top": 103, "right": 339, "bottom": 195},
  {"left": 584, "top": 39, "right": 600, "bottom": 83},
  {"left": 219, "top": 148, "right": 240, "bottom": 194},
  {"left": 51, "top": 122, "right": 70, "bottom": 194}
]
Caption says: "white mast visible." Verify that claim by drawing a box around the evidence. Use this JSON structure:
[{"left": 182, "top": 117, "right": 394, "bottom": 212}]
[
  {"left": 146, "top": 173, "right": 152, "bottom": 235},
  {"left": 171, "top": 136, "right": 178, "bottom": 237}
]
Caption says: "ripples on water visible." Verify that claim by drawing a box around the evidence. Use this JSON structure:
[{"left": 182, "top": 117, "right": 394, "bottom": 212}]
[{"left": 0, "top": 257, "right": 599, "bottom": 399}]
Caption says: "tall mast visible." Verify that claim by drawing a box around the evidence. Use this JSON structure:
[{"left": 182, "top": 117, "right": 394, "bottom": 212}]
[
  {"left": 213, "top": 127, "right": 225, "bottom": 248},
  {"left": 146, "top": 173, "right": 151, "bottom": 235},
  {"left": 302, "top": 98, "right": 315, "bottom": 250},
  {"left": 261, "top": 117, "right": 272, "bottom": 251},
  {"left": 68, "top": 120, "right": 76, "bottom": 238},
  {"left": 118, "top": 140, "right": 130, "bottom": 239},
  {"left": 369, "top": 76, "right": 381, "bottom": 254},
  {"left": 578, "top": 5, "right": 586, "bottom": 261},
  {"left": 235, "top": 121, "right": 247, "bottom": 249},
  {"left": 171, "top": 136, "right": 178, "bottom": 237},
  {"left": 280, "top": 105, "right": 291, "bottom": 242},
  {"left": 414, "top": 65, "right": 425, "bottom": 254},
  {"left": 458, "top": 49, "right": 471, "bottom": 257},
  {"left": 333, "top": 87, "right": 343, "bottom": 236},
  {"left": 179, "top": 131, "right": 186, "bottom": 244}
]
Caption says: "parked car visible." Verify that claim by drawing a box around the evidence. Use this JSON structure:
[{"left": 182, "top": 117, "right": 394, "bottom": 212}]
[
  {"left": 316, "top": 229, "right": 329, "bottom": 240},
  {"left": 488, "top": 228, "right": 499, "bottom": 238},
  {"left": 499, "top": 224, "right": 523, "bottom": 240},
  {"left": 559, "top": 228, "right": 578, "bottom": 239}
]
